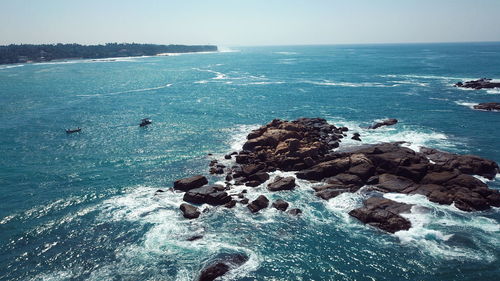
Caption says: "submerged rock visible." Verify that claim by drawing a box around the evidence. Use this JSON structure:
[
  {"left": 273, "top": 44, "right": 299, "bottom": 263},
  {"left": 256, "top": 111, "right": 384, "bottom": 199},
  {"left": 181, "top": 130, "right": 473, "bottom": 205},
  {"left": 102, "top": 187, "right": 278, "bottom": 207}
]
[
  {"left": 473, "top": 102, "right": 500, "bottom": 111},
  {"left": 174, "top": 175, "right": 208, "bottom": 191},
  {"left": 455, "top": 78, "right": 500, "bottom": 90}
]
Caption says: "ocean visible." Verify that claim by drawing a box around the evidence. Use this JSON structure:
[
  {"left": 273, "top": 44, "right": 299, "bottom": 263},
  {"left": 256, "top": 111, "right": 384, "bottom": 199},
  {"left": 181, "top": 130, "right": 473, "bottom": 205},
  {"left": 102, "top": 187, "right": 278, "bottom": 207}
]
[{"left": 0, "top": 43, "right": 499, "bottom": 281}]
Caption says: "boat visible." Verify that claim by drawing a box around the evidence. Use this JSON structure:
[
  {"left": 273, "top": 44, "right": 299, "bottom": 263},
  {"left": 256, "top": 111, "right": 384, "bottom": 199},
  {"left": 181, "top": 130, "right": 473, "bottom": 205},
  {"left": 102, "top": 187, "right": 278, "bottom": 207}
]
[
  {"left": 139, "top": 118, "right": 152, "bottom": 127},
  {"left": 66, "top": 128, "right": 81, "bottom": 134}
]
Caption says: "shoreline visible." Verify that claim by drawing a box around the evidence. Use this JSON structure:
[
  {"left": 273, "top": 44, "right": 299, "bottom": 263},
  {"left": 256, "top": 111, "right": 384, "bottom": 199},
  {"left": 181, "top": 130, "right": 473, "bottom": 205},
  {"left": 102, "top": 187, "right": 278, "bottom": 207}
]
[{"left": 0, "top": 51, "right": 221, "bottom": 67}]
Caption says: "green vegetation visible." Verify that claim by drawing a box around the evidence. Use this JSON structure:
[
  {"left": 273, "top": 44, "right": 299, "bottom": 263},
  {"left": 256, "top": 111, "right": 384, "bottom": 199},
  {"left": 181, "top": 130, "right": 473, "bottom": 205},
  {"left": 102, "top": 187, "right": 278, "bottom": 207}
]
[{"left": 0, "top": 43, "right": 218, "bottom": 64}]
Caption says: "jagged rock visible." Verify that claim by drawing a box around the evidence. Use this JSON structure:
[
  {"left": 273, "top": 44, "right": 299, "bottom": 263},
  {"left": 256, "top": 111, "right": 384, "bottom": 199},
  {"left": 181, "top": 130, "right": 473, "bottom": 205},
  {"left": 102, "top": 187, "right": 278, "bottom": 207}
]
[
  {"left": 180, "top": 203, "right": 200, "bottom": 219},
  {"left": 473, "top": 102, "right": 500, "bottom": 111},
  {"left": 247, "top": 195, "right": 269, "bottom": 213},
  {"left": 198, "top": 254, "right": 249, "bottom": 281},
  {"left": 349, "top": 197, "right": 412, "bottom": 233},
  {"left": 267, "top": 176, "right": 296, "bottom": 191},
  {"left": 272, "top": 199, "right": 289, "bottom": 211},
  {"left": 369, "top": 118, "right": 398, "bottom": 129},
  {"left": 455, "top": 78, "right": 500, "bottom": 90},
  {"left": 183, "top": 185, "right": 231, "bottom": 205},
  {"left": 174, "top": 175, "right": 208, "bottom": 191}
]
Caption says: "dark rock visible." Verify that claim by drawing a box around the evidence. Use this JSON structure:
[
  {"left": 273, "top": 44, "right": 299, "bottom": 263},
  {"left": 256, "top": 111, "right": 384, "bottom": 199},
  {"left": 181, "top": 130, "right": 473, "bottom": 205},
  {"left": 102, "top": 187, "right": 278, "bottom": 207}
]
[
  {"left": 267, "top": 176, "right": 296, "bottom": 191},
  {"left": 248, "top": 172, "right": 270, "bottom": 184},
  {"left": 377, "top": 173, "right": 415, "bottom": 192},
  {"left": 472, "top": 102, "right": 500, "bottom": 111},
  {"left": 174, "top": 175, "right": 208, "bottom": 192},
  {"left": 225, "top": 200, "right": 237, "bottom": 208},
  {"left": 272, "top": 199, "right": 289, "bottom": 211},
  {"left": 421, "top": 147, "right": 499, "bottom": 179},
  {"left": 183, "top": 185, "right": 231, "bottom": 205},
  {"left": 187, "top": 235, "right": 203, "bottom": 241},
  {"left": 296, "top": 157, "right": 350, "bottom": 180},
  {"left": 239, "top": 198, "right": 249, "bottom": 204},
  {"left": 287, "top": 208, "right": 302, "bottom": 215},
  {"left": 224, "top": 154, "right": 232, "bottom": 159},
  {"left": 351, "top": 133, "right": 361, "bottom": 141},
  {"left": 455, "top": 78, "right": 500, "bottom": 90},
  {"left": 369, "top": 118, "right": 398, "bottom": 129},
  {"left": 209, "top": 167, "right": 224, "bottom": 174},
  {"left": 245, "top": 180, "right": 262, "bottom": 187},
  {"left": 330, "top": 173, "right": 364, "bottom": 187},
  {"left": 347, "top": 163, "right": 375, "bottom": 181},
  {"left": 180, "top": 203, "right": 200, "bottom": 219},
  {"left": 225, "top": 174, "right": 233, "bottom": 181},
  {"left": 247, "top": 195, "right": 269, "bottom": 213},
  {"left": 349, "top": 197, "right": 412, "bottom": 233},
  {"left": 198, "top": 253, "right": 249, "bottom": 281},
  {"left": 315, "top": 188, "right": 350, "bottom": 200}
]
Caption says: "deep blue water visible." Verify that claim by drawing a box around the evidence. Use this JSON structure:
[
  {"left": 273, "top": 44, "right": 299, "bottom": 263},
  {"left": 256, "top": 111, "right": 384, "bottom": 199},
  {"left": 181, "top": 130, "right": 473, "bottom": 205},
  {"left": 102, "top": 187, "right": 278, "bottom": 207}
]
[{"left": 0, "top": 43, "right": 499, "bottom": 281}]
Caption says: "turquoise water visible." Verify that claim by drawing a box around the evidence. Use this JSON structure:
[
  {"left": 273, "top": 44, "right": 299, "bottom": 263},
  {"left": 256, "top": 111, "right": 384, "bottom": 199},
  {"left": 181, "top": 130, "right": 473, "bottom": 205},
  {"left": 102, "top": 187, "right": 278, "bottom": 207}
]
[{"left": 1, "top": 43, "right": 499, "bottom": 280}]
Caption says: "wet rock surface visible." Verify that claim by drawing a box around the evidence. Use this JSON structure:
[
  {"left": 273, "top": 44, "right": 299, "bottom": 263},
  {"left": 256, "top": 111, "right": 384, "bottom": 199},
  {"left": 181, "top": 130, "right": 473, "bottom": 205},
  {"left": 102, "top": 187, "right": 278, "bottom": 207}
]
[
  {"left": 174, "top": 118, "right": 499, "bottom": 234},
  {"left": 455, "top": 78, "right": 500, "bottom": 90}
]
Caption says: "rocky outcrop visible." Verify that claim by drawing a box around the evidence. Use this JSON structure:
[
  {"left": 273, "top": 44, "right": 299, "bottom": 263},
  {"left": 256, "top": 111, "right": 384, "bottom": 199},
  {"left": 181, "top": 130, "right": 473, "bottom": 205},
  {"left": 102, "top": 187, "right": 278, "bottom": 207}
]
[
  {"left": 174, "top": 175, "right": 208, "bottom": 191},
  {"left": 455, "top": 78, "right": 500, "bottom": 90},
  {"left": 473, "top": 102, "right": 500, "bottom": 111},
  {"left": 369, "top": 118, "right": 398, "bottom": 129},
  {"left": 349, "top": 197, "right": 412, "bottom": 233},
  {"left": 180, "top": 203, "right": 200, "bottom": 219},
  {"left": 198, "top": 253, "right": 249, "bottom": 281},
  {"left": 173, "top": 117, "right": 499, "bottom": 234}
]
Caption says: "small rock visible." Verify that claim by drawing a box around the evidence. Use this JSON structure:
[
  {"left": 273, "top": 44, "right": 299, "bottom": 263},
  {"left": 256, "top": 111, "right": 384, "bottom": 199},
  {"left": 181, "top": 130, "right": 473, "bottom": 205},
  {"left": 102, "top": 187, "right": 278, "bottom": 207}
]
[
  {"left": 180, "top": 203, "right": 200, "bottom": 219},
  {"left": 272, "top": 199, "right": 289, "bottom": 211},
  {"left": 287, "top": 208, "right": 302, "bottom": 216},
  {"left": 247, "top": 195, "right": 269, "bottom": 213}
]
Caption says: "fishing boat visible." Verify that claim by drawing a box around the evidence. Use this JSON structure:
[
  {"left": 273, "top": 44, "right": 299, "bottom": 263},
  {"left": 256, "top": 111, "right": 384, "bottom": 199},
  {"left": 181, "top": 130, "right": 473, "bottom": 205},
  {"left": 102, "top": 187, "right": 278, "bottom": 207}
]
[
  {"left": 66, "top": 128, "right": 81, "bottom": 134},
  {"left": 139, "top": 118, "right": 152, "bottom": 127}
]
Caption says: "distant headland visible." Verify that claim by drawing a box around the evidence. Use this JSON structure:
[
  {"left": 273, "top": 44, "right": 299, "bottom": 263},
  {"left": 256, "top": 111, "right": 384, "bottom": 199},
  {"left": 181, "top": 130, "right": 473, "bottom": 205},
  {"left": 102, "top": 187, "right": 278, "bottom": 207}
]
[{"left": 0, "top": 43, "right": 218, "bottom": 64}]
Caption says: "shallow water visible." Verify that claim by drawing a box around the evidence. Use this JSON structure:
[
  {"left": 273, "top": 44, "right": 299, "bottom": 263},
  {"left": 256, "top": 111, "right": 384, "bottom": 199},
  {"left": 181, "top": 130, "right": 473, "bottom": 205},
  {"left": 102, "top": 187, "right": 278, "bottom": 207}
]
[{"left": 0, "top": 43, "right": 499, "bottom": 280}]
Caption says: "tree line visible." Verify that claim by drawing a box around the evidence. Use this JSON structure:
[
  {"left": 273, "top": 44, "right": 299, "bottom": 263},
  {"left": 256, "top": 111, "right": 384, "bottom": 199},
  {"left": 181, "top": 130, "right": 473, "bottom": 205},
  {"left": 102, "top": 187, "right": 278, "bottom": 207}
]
[{"left": 0, "top": 43, "right": 218, "bottom": 64}]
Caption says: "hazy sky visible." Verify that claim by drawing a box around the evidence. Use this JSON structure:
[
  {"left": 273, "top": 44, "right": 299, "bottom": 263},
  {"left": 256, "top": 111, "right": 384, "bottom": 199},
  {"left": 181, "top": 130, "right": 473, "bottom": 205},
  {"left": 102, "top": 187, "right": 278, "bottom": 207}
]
[{"left": 1, "top": 0, "right": 500, "bottom": 46}]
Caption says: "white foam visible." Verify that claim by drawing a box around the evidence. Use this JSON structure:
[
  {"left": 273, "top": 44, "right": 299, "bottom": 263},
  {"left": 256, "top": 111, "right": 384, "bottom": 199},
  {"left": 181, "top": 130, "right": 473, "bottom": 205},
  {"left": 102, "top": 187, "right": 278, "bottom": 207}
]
[
  {"left": 304, "top": 80, "right": 395, "bottom": 88},
  {"left": 77, "top": 84, "right": 172, "bottom": 97},
  {"left": 385, "top": 193, "right": 500, "bottom": 261},
  {"left": 327, "top": 117, "right": 453, "bottom": 152},
  {"left": 454, "top": 101, "right": 476, "bottom": 109},
  {"left": 0, "top": 64, "right": 24, "bottom": 70},
  {"left": 486, "top": 88, "right": 500, "bottom": 94},
  {"left": 274, "top": 51, "right": 298, "bottom": 55}
]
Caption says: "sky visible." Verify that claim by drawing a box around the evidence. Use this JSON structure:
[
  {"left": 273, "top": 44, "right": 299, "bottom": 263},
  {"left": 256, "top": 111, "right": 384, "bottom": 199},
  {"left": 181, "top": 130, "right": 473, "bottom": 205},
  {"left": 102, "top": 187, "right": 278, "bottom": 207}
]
[{"left": 1, "top": 0, "right": 500, "bottom": 46}]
